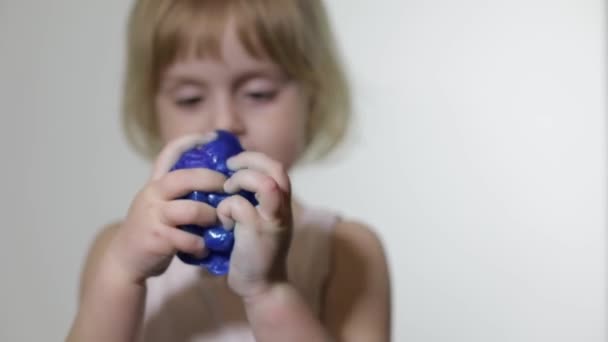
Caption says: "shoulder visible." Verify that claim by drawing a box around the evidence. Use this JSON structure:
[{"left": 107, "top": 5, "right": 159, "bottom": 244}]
[
  {"left": 328, "top": 220, "right": 390, "bottom": 288},
  {"left": 332, "top": 220, "right": 386, "bottom": 259},
  {"left": 323, "top": 219, "right": 391, "bottom": 341},
  {"left": 78, "top": 221, "right": 122, "bottom": 300}
]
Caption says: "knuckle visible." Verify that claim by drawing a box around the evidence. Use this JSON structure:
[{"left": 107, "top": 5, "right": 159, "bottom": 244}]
[
  {"left": 147, "top": 179, "right": 165, "bottom": 198},
  {"left": 262, "top": 177, "right": 278, "bottom": 193},
  {"left": 145, "top": 202, "right": 159, "bottom": 219},
  {"left": 216, "top": 199, "right": 230, "bottom": 216},
  {"left": 231, "top": 195, "right": 249, "bottom": 210},
  {"left": 150, "top": 225, "right": 165, "bottom": 240},
  {"left": 138, "top": 182, "right": 158, "bottom": 201},
  {"left": 186, "top": 235, "right": 201, "bottom": 251},
  {"left": 271, "top": 162, "right": 284, "bottom": 177},
  {"left": 162, "top": 172, "right": 182, "bottom": 192},
  {"left": 130, "top": 193, "right": 158, "bottom": 219},
  {"left": 180, "top": 202, "right": 199, "bottom": 222},
  {"left": 270, "top": 163, "right": 290, "bottom": 191},
  {"left": 143, "top": 231, "right": 162, "bottom": 253}
]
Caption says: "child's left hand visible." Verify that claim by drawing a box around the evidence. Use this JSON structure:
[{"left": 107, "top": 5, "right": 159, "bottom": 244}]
[{"left": 218, "top": 151, "right": 293, "bottom": 299}]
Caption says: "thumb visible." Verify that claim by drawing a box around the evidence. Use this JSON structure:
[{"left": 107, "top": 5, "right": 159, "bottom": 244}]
[{"left": 150, "top": 132, "right": 218, "bottom": 181}]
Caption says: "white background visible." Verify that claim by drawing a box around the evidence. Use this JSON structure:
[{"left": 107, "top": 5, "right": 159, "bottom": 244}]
[{"left": 0, "top": 1, "right": 605, "bottom": 341}]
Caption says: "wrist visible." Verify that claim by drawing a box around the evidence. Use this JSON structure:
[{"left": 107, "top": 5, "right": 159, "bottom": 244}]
[
  {"left": 239, "top": 262, "right": 289, "bottom": 304},
  {"left": 103, "top": 231, "right": 151, "bottom": 286},
  {"left": 242, "top": 282, "right": 328, "bottom": 340},
  {"left": 98, "top": 249, "right": 147, "bottom": 290},
  {"left": 242, "top": 281, "right": 294, "bottom": 308},
  {"left": 73, "top": 255, "right": 146, "bottom": 342}
]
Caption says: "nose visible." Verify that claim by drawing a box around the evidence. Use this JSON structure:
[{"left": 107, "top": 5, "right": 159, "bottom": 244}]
[{"left": 212, "top": 94, "right": 245, "bottom": 136}]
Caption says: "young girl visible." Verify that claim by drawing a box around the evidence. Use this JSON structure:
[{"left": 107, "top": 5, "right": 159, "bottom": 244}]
[{"left": 67, "top": 0, "right": 390, "bottom": 341}]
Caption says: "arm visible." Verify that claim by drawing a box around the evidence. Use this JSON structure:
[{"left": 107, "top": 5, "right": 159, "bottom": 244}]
[
  {"left": 243, "top": 282, "right": 332, "bottom": 342},
  {"left": 66, "top": 224, "right": 147, "bottom": 342},
  {"left": 220, "top": 152, "right": 391, "bottom": 341},
  {"left": 240, "top": 221, "right": 391, "bottom": 342},
  {"left": 67, "top": 134, "right": 225, "bottom": 342},
  {"left": 323, "top": 221, "right": 392, "bottom": 341}
]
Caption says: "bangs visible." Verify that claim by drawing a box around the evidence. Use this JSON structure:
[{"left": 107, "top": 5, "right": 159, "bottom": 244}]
[
  {"left": 123, "top": 0, "right": 349, "bottom": 161},
  {"left": 153, "top": 0, "right": 315, "bottom": 87}
]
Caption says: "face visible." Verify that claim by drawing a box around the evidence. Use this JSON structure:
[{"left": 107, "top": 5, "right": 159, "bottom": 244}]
[{"left": 155, "top": 21, "right": 309, "bottom": 170}]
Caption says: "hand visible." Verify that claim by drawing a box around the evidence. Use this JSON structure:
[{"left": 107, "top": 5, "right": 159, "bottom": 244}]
[
  {"left": 105, "top": 133, "right": 225, "bottom": 284},
  {"left": 218, "top": 152, "right": 293, "bottom": 299}
]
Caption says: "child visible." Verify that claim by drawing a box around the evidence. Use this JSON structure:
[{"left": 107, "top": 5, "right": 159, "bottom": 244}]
[{"left": 67, "top": 0, "right": 390, "bottom": 341}]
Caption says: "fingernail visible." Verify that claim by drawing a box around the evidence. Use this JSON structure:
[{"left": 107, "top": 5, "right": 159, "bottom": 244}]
[
  {"left": 226, "top": 157, "right": 238, "bottom": 170},
  {"left": 192, "top": 132, "right": 217, "bottom": 147},
  {"left": 205, "top": 131, "right": 218, "bottom": 141},
  {"left": 223, "top": 179, "right": 234, "bottom": 193},
  {"left": 222, "top": 219, "right": 236, "bottom": 231},
  {"left": 195, "top": 239, "right": 207, "bottom": 258}
]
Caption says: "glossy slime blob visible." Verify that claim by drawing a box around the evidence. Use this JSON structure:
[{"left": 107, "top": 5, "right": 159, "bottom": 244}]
[{"left": 170, "top": 130, "right": 257, "bottom": 275}]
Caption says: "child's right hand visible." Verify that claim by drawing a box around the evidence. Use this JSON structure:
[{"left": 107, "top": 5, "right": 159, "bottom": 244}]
[{"left": 105, "top": 133, "right": 225, "bottom": 285}]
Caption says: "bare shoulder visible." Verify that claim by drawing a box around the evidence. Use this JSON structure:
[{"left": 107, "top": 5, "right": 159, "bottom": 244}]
[
  {"left": 330, "top": 220, "right": 390, "bottom": 288},
  {"left": 78, "top": 221, "right": 122, "bottom": 300},
  {"left": 324, "top": 220, "right": 391, "bottom": 341},
  {"left": 331, "top": 220, "right": 390, "bottom": 281},
  {"left": 332, "top": 220, "right": 386, "bottom": 257}
]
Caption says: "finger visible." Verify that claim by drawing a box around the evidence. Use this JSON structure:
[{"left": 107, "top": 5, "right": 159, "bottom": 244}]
[
  {"left": 160, "top": 226, "right": 207, "bottom": 258},
  {"left": 161, "top": 200, "right": 218, "bottom": 227},
  {"left": 154, "top": 168, "right": 226, "bottom": 200},
  {"left": 216, "top": 195, "right": 259, "bottom": 231},
  {"left": 224, "top": 169, "right": 281, "bottom": 221},
  {"left": 151, "top": 132, "right": 218, "bottom": 181},
  {"left": 226, "top": 152, "right": 291, "bottom": 192}
]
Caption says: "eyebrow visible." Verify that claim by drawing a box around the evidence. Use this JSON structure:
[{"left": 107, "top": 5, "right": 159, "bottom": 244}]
[
  {"left": 233, "top": 69, "right": 287, "bottom": 88},
  {"left": 159, "top": 76, "right": 206, "bottom": 93},
  {"left": 161, "top": 68, "right": 288, "bottom": 93}
]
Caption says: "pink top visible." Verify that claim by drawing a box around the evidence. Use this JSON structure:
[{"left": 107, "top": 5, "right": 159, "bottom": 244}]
[{"left": 140, "top": 206, "right": 339, "bottom": 342}]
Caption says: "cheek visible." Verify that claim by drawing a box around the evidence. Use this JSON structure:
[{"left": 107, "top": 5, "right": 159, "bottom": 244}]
[
  {"left": 278, "top": 92, "right": 309, "bottom": 160},
  {"left": 155, "top": 96, "right": 208, "bottom": 145},
  {"left": 155, "top": 96, "right": 174, "bottom": 143},
  {"left": 251, "top": 102, "right": 308, "bottom": 167}
]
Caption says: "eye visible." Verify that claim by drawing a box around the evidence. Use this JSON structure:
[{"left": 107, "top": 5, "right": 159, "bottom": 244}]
[
  {"left": 246, "top": 91, "right": 277, "bottom": 103},
  {"left": 175, "top": 96, "right": 203, "bottom": 108},
  {"left": 170, "top": 82, "right": 205, "bottom": 109}
]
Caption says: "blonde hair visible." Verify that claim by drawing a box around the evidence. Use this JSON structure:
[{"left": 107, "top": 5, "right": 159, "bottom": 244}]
[{"left": 122, "top": 0, "right": 351, "bottom": 161}]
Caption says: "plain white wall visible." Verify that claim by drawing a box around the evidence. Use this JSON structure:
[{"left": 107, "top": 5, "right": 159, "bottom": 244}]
[{"left": 0, "top": 1, "right": 605, "bottom": 341}]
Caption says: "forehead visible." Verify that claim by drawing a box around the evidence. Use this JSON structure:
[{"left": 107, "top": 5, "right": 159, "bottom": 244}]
[
  {"left": 154, "top": 1, "right": 268, "bottom": 77},
  {"left": 148, "top": 0, "right": 317, "bottom": 93},
  {"left": 151, "top": 0, "right": 314, "bottom": 88},
  {"left": 161, "top": 25, "right": 284, "bottom": 84},
  {"left": 185, "top": 21, "right": 268, "bottom": 68}
]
